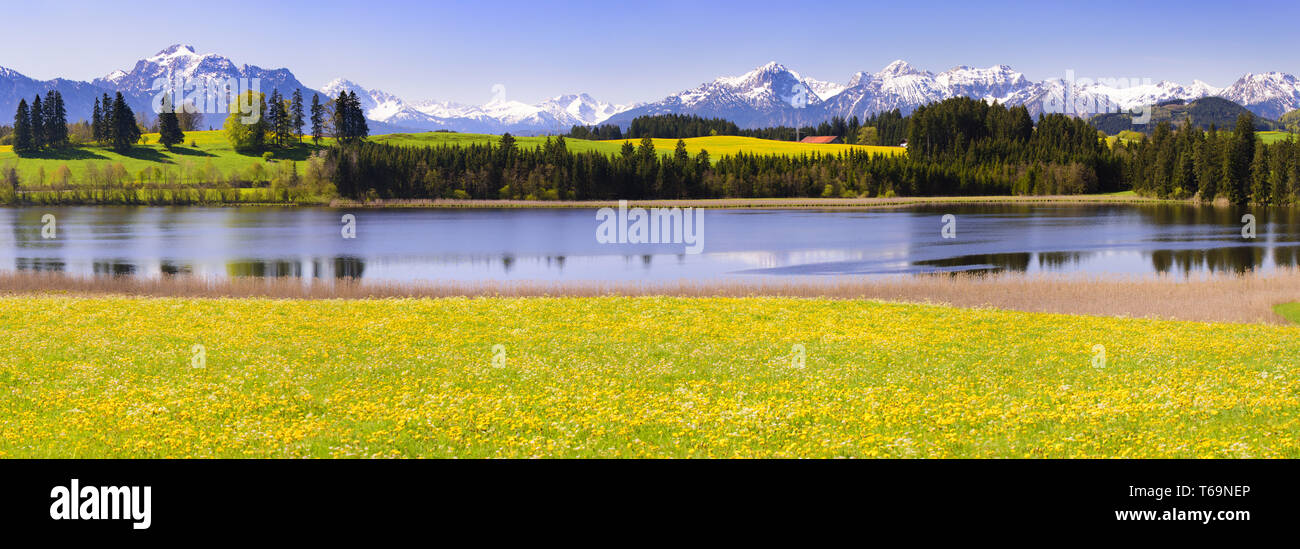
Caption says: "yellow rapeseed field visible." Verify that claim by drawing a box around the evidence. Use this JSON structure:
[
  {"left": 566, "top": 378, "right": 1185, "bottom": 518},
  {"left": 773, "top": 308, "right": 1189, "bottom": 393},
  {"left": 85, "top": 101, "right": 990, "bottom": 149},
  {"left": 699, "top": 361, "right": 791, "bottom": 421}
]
[{"left": 1, "top": 295, "right": 1297, "bottom": 458}]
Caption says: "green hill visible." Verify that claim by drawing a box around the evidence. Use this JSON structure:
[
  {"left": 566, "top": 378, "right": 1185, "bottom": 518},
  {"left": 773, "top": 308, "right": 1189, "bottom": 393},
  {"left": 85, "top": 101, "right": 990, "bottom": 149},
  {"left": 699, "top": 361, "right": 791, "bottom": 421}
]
[
  {"left": 1091, "top": 97, "right": 1282, "bottom": 134},
  {"left": 0, "top": 130, "right": 324, "bottom": 188}
]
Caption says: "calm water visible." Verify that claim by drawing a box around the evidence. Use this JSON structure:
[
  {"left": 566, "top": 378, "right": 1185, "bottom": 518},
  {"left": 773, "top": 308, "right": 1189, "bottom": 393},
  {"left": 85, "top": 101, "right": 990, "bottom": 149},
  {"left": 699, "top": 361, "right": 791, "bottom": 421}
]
[{"left": 0, "top": 204, "right": 1295, "bottom": 281}]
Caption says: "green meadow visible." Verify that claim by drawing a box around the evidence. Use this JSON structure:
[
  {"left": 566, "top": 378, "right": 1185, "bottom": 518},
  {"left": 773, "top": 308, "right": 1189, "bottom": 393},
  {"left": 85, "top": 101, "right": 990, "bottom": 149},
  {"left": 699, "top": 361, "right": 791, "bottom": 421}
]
[
  {"left": 0, "top": 130, "right": 902, "bottom": 188},
  {"left": 1257, "top": 131, "right": 1296, "bottom": 145},
  {"left": 0, "top": 130, "right": 324, "bottom": 186},
  {"left": 1, "top": 295, "right": 1297, "bottom": 458}
]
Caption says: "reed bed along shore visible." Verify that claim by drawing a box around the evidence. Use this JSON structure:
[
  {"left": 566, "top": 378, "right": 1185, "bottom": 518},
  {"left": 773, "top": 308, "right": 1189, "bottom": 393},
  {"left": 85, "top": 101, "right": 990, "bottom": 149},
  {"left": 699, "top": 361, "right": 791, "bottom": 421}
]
[{"left": 3, "top": 269, "right": 1299, "bottom": 325}]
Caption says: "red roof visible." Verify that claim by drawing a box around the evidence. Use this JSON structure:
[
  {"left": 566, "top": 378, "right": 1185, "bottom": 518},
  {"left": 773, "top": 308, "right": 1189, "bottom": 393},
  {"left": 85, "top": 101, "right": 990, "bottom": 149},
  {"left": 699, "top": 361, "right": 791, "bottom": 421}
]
[{"left": 799, "top": 136, "right": 840, "bottom": 144}]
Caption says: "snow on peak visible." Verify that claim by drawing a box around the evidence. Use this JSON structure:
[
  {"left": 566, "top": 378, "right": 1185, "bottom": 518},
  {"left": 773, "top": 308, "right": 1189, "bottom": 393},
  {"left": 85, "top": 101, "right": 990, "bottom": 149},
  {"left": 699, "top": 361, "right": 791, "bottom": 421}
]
[
  {"left": 1219, "top": 72, "right": 1300, "bottom": 118},
  {"left": 717, "top": 61, "right": 795, "bottom": 87},
  {"left": 847, "top": 71, "right": 872, "bottom": 87},
  {"left": 322, "top": 78, "right": 416, "bottom": 120},
  {"left": 154, "top": 44, "right": 198, "bottom": 57},
  {"left": 1188, "top": 80, "right": 1222, "bottom": 97},
  {"left": 0, "top": 65, "right": 26, "bottom": 80},
  {"left": 537, "top": 93, "right": 627, "bottom": 126},
  {"left": 321, "top": 78, "right": 364, "bottom": 95},
  {"left": 804, "top": 78, "right": 847, "bottom": 101},
  {"left": 877, "top": 60, "right": 928, "bottom": 79}
]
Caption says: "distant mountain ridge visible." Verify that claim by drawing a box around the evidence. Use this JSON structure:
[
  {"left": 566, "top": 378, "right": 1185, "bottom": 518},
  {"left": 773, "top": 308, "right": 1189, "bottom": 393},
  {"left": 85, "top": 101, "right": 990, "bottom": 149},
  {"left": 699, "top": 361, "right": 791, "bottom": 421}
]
[
  {"left": 608, "top": 60, "right": 1300, "bottom": 129},
  {"left": 1, "top": 45, "right": 1298, "bottom": 135},
  {"left": 322, "top": 77, "right": 633, "bottom": 135}
]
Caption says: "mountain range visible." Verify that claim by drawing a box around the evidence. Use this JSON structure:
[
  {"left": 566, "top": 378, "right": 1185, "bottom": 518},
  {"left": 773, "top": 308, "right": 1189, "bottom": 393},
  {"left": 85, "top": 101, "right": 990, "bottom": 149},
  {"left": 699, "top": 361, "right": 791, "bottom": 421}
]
[{"left": 2, "top": 44, "right": 1298, "bottom": 136}]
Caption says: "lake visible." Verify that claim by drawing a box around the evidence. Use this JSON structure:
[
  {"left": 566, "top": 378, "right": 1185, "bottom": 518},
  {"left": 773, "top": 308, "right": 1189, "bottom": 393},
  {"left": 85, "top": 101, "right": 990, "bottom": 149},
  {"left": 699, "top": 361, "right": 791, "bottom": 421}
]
[{"left": 0, "top": 204, "right": 1294, "bottom": 281}]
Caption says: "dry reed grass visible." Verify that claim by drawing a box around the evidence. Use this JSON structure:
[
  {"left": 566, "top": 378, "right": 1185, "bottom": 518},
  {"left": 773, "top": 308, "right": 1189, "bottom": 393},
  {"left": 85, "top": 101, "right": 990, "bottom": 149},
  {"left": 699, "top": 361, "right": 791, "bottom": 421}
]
[{"left": 3, "top": 270, "right": 1298, "bottom": 325}]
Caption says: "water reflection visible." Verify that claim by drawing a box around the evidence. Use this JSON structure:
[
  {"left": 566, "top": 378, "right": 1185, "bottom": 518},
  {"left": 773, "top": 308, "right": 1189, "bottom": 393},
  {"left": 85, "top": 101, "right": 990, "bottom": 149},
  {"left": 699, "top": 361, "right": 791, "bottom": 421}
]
[
  {"left": 15, "top": 258, "right": 65, "bottom": 272},
  {"left": 5, "top": 204, "right": 1300, "bottom": 281},
  {"left": 13, "top": 256, "right": 366, "bottom": 279},
  {"left": 223, "top": 256, "right": 366, "bottom": 279},
  {"left": 160, "top": 261, "right": 192, "bottom": 276},
  {"left": 911, "top": 252, "right": 1027, "bottom": 273},
  {"left": 92, "top": 261, "right": 135, "bottom": 276}
]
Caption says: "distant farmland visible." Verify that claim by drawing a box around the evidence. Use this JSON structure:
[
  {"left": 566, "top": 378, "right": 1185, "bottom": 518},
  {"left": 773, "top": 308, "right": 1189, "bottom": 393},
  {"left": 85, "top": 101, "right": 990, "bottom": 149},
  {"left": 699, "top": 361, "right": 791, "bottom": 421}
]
[{"left": 372, "top": 132, "right": 905, "bottom": 159}]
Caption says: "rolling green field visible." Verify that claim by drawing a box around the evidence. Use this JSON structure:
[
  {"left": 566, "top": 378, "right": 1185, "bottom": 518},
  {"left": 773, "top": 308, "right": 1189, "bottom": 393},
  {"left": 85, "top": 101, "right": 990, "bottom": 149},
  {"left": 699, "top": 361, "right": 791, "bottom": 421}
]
[
  {"left": 0, "top": 130, "right": 324, "bottom": 186},
  {"left": 1, "top": 295, "right": 1296, "bottom": 458},
  {"left": 1258, "top": 131, "right": 1296, "bottom": 145},
  {"left": 0, "top": 130, "right": 902, "bottom": 188}
]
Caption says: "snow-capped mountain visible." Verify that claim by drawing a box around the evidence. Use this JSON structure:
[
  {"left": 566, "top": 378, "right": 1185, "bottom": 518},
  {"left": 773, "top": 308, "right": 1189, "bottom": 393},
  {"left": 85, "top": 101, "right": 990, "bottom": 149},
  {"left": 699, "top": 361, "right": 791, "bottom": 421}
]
[
  {"left": 610, "top": 59, "right": 1300, "bottom": 128},
  {"left": 802, "top": 78, "right": 847, "bottom": 101},
  {"left": 3, "top": 45, "right": 1299, "bottom": 135},
  {"left": 935, "top": 64, "right": 1032, "bottom": 101},
  {"left": 321, "top": 79, "right": 629, "bottom": 134},
  {"left": 818, "top": 61, "right": 949, "bottom": 120},
  {"left": 537, "top": 93, "right": 629, "bottom": 126},
  {"left": 820, "top": 60, "right": 1202, "bottom": 119},
  {"left": 89, "top": 44, "right": 316, "bottom": 118},
  {"left": 1218, "top": 72, "right": 1300, "bottom": 119},
  {"left": 321, "top": 78, "right": 441, "bottom": 129},
  {"left": 605, "top": 62, "right": 827, "bottom": 128}
]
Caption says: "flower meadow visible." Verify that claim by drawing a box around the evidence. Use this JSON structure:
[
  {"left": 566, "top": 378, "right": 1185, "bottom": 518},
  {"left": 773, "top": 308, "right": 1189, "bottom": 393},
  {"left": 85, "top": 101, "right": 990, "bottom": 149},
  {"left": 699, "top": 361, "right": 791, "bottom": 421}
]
[{"left": 1, "top": 296, "right": 1297, "bottom": 458}]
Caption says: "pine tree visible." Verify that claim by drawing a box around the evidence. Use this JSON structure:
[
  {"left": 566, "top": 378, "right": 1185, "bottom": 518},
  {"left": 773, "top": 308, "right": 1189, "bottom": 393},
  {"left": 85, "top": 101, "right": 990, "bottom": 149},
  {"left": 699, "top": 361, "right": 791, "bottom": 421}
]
[
  {"left": 110, "top": 92, "right": 140, "bottom": 151},
  {"left": 332, "top": 91, "right": 368, "bottom": 143},
  {"left": 53, "top": 91, "right": 67, "bottom": 147},
  {"left": 499, "top": 132, "right": 516, "bottom": 165},
  {"left": 333, "top": 91, "right": 349, "bottom": 143},
  {"left": 257, "top": 93, "right": 268, "bottom": 149},
  {"left": 1251, "top": 145, "right": 1270, "bottom": 205},
  {"left": 278, "top": 95, "right": 292, "bottom": 147},
  {"left": 43, "top": 90, "right": 68, "bottom": 148},
  {"left": 91, "top": 97, "right": 103, "bottom": 144},
  {"left": 310, "top": 93, "right": 324, "bottom": 144},
  {"left": 99, "top": 93, "right": 114, "bottom": 145},
  {"left": 1226, "top": 114, "right": 1256, "bottom": 206},
  {"left": 291, "top": 89, "right": 304, "bottom": 142},
  {"left": 13, "top": 99, "right": 33, "bottom": 154},
  {"left": 266, "top": 89, "right": 282, "bottom": 147},
  {"left": 1270, "top": 139, "right": 1291, "bottom": 205},
  {"left": 157, "top": 96, "right": 184, "bottom": 150},
  {"left": 30, "top": 95, "right": 44, "bottom": 150},
  {"left": 1195, "top": 135, "right": 1216, "bottom": 200},
  {"left": 42, "top": 91, "right": 56, "bottom": 146},
  {"left": 348, "top": 91, "right": 368, "bottom": 140}
]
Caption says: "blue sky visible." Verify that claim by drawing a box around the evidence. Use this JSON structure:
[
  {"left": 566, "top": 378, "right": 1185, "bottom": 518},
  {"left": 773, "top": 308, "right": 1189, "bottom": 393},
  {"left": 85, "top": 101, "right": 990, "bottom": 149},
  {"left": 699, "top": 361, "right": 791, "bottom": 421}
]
[{"left": 3, "top": 0, "right": 1298, "bottom": 105}]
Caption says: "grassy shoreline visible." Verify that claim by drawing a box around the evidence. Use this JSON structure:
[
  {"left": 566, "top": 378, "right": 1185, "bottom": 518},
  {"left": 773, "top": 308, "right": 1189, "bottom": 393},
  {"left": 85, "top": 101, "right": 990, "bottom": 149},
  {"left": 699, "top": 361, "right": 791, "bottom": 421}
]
[
  {"left": 325, "top": 192, "right": 1200, "bottom": 209},
  {"left": 1, "top": 192, "right": 1190, "bottom": 209}
]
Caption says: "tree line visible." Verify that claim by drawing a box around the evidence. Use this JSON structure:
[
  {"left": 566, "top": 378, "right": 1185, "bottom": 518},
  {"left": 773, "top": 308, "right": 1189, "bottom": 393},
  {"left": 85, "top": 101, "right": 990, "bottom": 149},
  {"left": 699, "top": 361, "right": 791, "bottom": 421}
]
[
  {"left": 319, "top": 99, "right": 1123, "bottom": 203},
  {"left": 224, "top": 89, "right": 366, "bottom": 152},
  {"left": 1122, "top": 115, "right": 1300, "bottom": 206},
  {"left": 323, "top": 97, "right": 1300, "bottom": 202}
]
